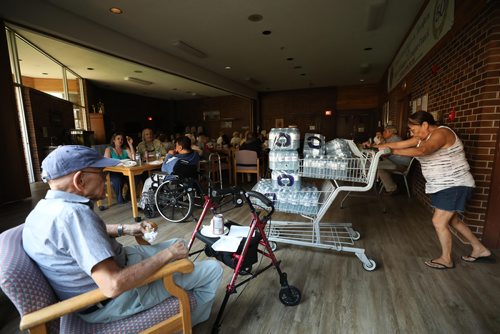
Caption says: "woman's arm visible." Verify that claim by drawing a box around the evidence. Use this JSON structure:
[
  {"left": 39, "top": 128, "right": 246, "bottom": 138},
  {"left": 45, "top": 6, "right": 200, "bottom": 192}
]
[
  {"left": 376, "top": 136, "right": 419, "bottom": 150},
  {"left": 126, "top": 136, "right": 135, "bottom": 158},
  {"left": 393, "top": 128, "right": 448, "bottom": 157},
  {"left": 104, "top": 147, "right": 112, "bottom": 158}
]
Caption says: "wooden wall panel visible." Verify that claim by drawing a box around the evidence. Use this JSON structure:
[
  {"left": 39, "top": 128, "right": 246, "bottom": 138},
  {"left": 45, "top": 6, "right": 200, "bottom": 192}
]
[
  {"left": 260, "top": 87, "right": 337, "bottom": 140},
  {"left": 175, "top": 95, "right": 253, "bottom": 139}
]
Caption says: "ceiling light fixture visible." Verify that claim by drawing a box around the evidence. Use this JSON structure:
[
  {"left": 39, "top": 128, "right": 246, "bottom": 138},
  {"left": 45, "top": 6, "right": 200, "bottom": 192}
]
[
  {"left": 248, "top": 14, "right": 263, "bottom": 22},
  {"left": 109, "top": 7, "right": 123, "bottom": 14},
  {"left": 366, "top": 0, "right": 387, "bottom": 31},
  {"left": 124, "top": 76, "right": 153, "bottom": 85},
  {"left": 225, "top": 66, "right": 232, "bottom": 70},
  {"left": 172, "top": 40, "right": 208, "bottom": 58}
]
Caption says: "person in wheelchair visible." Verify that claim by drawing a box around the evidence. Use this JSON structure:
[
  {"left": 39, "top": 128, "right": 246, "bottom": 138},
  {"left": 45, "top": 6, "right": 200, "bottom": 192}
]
[
  {"left": 139, "top": 136, "right": 200, "bottom": 215},
  {"left": 162, "top": 135, "right": 200, "bottom": 175}
]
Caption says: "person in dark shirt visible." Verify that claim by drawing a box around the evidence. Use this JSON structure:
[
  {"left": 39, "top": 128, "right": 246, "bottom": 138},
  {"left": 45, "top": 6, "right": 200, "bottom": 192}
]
[{"left": 239, "top": 132, "right": 262, "bottom": 157}]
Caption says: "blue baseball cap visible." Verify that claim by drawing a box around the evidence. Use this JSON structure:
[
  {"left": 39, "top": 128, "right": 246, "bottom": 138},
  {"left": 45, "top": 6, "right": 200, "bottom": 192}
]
[{"left": 41, "top": 145, "right": 120, "bottom": 182}]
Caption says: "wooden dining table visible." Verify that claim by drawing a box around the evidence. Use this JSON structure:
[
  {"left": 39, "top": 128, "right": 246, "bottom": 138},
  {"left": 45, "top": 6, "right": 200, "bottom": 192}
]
[{"left": 104, "top": 162, "right": 162, "bottom": 222}]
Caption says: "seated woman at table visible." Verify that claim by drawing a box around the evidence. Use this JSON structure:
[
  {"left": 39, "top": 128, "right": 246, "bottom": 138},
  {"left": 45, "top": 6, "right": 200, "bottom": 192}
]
[
  {"left": 136, "top": 128, "right": 167, "bottom": 160},
  {"left": 104, "top": 132, "right": 137, "bottom": 204},
  {"left": 230, "top": 131, "right": 241, "bottom": 148}
]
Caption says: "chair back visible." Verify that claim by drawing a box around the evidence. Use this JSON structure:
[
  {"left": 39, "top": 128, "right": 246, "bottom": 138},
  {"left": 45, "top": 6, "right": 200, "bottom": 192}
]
[
  {"left": 402, "top": 158, "right": 416, "bottom": 175},
  {"left": 173, "top": 160, "right": 199, "bottom": 179},
  {"left": 0, "top": 224, "right": 60, "bottom": 333},
  {"left": 234, "top": 150, "right": 258, "bottom": 170}
]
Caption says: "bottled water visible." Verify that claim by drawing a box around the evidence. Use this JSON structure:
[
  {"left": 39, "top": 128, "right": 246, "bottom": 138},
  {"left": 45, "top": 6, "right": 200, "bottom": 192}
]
[
  {"left": 269, "top": 128, "right": 300, "bottom": 150},
  {"left": 303, "top": 133, "right": 325, "bottom": 156}
]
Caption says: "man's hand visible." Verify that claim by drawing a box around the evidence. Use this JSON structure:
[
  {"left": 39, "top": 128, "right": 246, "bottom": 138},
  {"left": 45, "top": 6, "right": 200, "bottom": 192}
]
[
  {"left": 166, "top": 240, "right": 189, "bottom": 261},
  {"left": 127, "top": 221, "right": 157, "bottom": 236}
]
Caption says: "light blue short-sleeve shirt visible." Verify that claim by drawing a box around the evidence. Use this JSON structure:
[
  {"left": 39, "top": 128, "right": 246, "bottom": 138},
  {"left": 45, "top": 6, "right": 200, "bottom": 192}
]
[{"left": 23, "top": 190, "right": 126, "bottom": 300}]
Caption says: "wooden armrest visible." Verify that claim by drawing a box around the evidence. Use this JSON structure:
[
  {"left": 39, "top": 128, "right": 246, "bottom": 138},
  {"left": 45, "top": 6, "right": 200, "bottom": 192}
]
[{"left": 20, "top": 258, "right": 194, "bottom": 331}]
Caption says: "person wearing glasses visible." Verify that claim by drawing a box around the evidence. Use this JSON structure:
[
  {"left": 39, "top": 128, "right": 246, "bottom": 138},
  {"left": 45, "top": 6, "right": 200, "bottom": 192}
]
[
  {"left": 136, "top": 128, "right": 167, "bottom": 160},
  {"left": 376, "top": 111, "right": 494, "bottom": 269},
  {"left": 22, "top": 145, "right": 223, "bottom": 325}
]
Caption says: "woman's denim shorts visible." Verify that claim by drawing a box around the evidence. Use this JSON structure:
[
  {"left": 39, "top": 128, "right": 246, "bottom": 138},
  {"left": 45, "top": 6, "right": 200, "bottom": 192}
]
[{"left": 431, "top": 186, "right": 474, "bottom": 212}]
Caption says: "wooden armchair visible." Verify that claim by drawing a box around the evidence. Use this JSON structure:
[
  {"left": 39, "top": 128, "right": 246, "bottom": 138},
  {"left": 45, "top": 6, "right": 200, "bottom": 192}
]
[{"left": 0, "top": 224, "right": 196, "bottom": 334}]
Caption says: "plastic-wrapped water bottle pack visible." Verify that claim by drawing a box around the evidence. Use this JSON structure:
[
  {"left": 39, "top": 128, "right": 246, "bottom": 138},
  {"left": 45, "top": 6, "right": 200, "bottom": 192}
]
[
  {"left": 303, "top": 133, "right": 326, "bottom": 156},
  {"left": 268, "top": 128, "right": 300, "bottom": 151},
  {"left": 252, "top": 179, "right": 320, "bottom": 215},
  {"left": 302, "top": 155, "right": 349, "bottom": 179},
  {"left": 325, "top": 139, "right": 353, "bottom": 158},
  {"left": 268, "top": 150, "right": 299, "bottom": 171}
]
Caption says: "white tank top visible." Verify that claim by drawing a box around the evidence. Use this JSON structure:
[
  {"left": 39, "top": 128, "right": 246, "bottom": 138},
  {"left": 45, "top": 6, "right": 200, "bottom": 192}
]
[{"left": 416, "top": 126, "right": 475, "bottom": 194}]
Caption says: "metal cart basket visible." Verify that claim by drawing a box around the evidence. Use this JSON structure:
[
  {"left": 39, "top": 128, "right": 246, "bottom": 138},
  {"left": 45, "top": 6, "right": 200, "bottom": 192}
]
[{"left": 259, "top": 147, "right": 389, "bottom": 271}]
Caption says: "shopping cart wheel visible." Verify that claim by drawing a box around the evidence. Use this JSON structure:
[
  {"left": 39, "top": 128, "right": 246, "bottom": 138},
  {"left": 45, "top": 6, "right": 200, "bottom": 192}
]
[
  {"left": 279, "top": 286, "right": 301, "bottom": 306},
  {"left": 269, "top": 241, "right": 278, "bottom": 252},
  {"left": 350, "top": 231, "right": 361, "bottom": 241},
  {"left": 363, "top": 259, "right": 377, "bottom": 271}
]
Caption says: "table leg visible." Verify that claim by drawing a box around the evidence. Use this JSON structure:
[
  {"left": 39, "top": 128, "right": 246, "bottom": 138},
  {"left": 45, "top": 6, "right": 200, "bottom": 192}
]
[
  {"left": 106, "top": 173, "right": 113, "bottom": 207},
  {"left": 127, "top": 172, "right": 141, "bottom": 222}
]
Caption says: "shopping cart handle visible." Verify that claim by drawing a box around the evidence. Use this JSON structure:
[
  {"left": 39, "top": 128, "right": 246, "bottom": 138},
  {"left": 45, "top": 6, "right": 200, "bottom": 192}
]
[{"left": 379, "top": 147, "right": 391, "bottom": 154}]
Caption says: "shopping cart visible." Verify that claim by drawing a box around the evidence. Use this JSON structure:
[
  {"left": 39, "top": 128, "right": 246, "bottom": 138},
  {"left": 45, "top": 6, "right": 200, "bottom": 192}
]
[
  {"left": 258, "top": 147, "right": 390, "bottom": 271},
  {"left": 187, "top": 185, "right": 301, "bottom": 333}
]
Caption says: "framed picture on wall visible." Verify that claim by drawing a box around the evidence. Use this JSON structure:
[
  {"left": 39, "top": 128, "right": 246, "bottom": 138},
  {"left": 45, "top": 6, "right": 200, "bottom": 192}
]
[
  {"left": 275, "top": 118, "right": 284, "bottom": 128},
  {"left": 221, "top": 121, "right": 232, "bottom": 129},
  {"left": 203, "top": 110, "right": 220, "bottom": 121}
]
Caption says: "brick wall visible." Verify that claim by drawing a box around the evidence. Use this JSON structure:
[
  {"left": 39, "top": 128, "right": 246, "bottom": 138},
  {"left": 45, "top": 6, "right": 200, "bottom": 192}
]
[{"left": 389, "top": 2, "right": 499, "bottom": 238}]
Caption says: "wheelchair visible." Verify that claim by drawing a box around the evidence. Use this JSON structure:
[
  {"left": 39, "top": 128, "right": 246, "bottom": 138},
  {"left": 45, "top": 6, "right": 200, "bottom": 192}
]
[{"left": 149, "top": 161, "right": 201, "bottom": 223}]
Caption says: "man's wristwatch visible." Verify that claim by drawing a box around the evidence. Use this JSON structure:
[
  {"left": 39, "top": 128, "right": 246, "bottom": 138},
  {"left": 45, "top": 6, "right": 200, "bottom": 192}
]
[{"left": 117, "top": 224, "right": 124, "bottom": 237}]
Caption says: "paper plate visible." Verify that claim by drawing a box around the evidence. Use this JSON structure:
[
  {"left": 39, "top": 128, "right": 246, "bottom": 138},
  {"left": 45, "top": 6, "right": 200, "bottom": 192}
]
[
  {"left": 200, "top": 225, "right": 229, "bottom": 238},
  {"left": 119, "top": 160, "right": 137, "bottom": 167},
  {"left": 148, "top": 160, "right": 163, "bottom": 165}
]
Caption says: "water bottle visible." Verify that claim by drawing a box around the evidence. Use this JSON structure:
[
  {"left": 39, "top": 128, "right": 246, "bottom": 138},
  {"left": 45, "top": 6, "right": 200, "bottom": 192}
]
[{"left": 135, "top": 152, "right": 142, "bottom": 166}]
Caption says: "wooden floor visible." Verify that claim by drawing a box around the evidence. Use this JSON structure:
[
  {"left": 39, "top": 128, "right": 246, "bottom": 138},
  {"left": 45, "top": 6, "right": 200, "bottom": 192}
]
[{"left": 1, "top": 183, "right": 499, "bottom": 334}]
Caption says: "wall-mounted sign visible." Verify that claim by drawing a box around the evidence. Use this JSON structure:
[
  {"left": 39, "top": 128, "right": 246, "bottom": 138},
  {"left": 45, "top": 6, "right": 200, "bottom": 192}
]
[{"left": 388, "top": 0, "right": 454, "bottom": 92}]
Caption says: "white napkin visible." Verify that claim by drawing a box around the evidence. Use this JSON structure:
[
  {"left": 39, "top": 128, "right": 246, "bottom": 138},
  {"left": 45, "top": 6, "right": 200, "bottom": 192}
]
[{"left": 143, "top": 230, "right": 158, "bottom": 243}]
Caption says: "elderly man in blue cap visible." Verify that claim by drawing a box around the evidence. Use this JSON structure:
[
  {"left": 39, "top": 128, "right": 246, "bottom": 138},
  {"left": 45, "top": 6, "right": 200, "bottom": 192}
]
[{"left": 22, "top": 145, "right": 222, "bottom": 325}]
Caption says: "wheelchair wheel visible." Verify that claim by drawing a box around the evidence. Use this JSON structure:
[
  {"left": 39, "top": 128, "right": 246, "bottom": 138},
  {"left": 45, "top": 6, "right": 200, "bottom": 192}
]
[{"left": 155, "top": 180, "right": 193, "bottom": 223}]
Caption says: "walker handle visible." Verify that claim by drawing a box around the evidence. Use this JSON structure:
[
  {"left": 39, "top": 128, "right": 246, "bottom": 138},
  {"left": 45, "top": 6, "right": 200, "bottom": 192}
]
[{"left": 246, "top": 191, "right": 273, "bottom": 206}]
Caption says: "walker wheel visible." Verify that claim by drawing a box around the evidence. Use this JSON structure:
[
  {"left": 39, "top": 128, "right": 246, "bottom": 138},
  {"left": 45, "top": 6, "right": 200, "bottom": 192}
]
[
  {"left": 363, "top": 259, "right": 377, "bottom": 271},
  {"left": 279, "top": 286, "right": 301, "bottom": 306}
]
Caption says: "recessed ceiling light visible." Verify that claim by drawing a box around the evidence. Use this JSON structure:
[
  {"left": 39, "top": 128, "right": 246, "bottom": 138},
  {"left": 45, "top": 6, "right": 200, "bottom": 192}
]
[
  {"left": 360, "top": 78, "right": 365, "bottom": 82},
  {"left": 248, "top": 14, "right": 263, "bottom": 22},
  {"left": 364, "top": 47, "right": 373, "bottom": 51},
  {"left": 42, "top": 72, "right": 48, "bottom": 75},
  {"left": 262, "top": 30, "right": 272, "bottom": 35},
  {"left": 87, "top": 67, "right": 94, "bottom": 70},
  {"left": 109, "top": 7, "right": 123, "bottom": 14},
  {"left": 134, "top": 70, "right": 143, "bottom": 73},
  {"left": 225, "top": 66, "right": 232, "bottom": 70}
]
